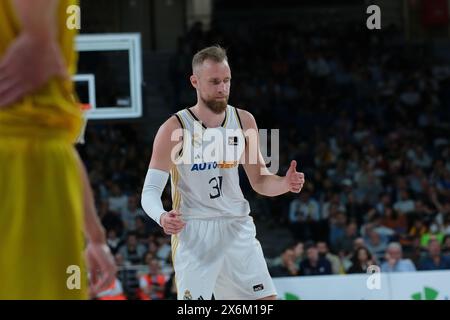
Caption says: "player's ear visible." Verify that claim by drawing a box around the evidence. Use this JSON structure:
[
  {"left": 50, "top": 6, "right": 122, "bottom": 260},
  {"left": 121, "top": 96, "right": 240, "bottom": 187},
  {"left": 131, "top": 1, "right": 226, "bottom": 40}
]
[{"left": 190, "top": 74, "right": 198, "bottom": 89}]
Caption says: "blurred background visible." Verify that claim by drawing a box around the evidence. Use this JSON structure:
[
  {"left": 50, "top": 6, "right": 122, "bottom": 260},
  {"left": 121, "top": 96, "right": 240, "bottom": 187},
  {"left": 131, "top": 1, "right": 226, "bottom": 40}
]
[{"left": 75, "top": 0, "right": 450, "bottom": 300}]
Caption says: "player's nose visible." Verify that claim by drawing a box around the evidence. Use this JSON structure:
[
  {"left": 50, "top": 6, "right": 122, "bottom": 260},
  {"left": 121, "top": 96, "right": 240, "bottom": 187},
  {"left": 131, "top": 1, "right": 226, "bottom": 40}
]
[{"left": 218, "top": 82, "right": 227, "bottom": 93}]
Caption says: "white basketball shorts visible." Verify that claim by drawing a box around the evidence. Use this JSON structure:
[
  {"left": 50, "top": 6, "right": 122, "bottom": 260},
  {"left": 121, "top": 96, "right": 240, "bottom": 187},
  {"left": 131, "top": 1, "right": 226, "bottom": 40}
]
[{"left": 171, "top": 215, "right": 276, "bottom": 300}]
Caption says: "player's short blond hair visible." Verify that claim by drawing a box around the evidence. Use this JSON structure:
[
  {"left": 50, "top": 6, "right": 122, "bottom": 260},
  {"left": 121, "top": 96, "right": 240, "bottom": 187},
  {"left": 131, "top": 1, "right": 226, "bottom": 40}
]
[{"left": 192, "top": 45, "right": 228, "bottom": 70}]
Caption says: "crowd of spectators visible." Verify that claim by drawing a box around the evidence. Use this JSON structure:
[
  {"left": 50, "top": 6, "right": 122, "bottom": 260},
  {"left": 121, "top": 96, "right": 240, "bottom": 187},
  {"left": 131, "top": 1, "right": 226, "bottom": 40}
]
[{"left": 78, "top": 21, "right": 450, "bottom": 298}]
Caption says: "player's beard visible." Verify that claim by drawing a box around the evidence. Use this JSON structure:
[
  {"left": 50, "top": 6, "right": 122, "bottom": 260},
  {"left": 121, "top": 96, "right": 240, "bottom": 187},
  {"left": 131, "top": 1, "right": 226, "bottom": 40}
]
[{"left": 201, "top": 95, "right": 228, "bottom": 114}]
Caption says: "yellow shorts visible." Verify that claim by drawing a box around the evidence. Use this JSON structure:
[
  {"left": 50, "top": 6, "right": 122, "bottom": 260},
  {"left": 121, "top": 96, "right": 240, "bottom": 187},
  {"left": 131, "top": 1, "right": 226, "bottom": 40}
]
[{"left": 0, "top": 135, "right": 88, "bottom": 299}]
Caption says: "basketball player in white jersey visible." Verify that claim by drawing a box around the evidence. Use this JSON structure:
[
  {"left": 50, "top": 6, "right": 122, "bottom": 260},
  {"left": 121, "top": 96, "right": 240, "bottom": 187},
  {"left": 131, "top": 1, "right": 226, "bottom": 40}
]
[{"left": 141, "top": 46, "right": 305, "bottom": 300}]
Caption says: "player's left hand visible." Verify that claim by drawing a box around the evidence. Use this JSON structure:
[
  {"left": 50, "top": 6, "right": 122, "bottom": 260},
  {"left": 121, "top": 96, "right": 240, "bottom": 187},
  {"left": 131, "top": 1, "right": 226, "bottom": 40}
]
[
  {"left": 0, "top": 32, "right": 68, "bottom": 108},
  {"left": 285, "top": 160, "right": 305, "bottom": 193}
]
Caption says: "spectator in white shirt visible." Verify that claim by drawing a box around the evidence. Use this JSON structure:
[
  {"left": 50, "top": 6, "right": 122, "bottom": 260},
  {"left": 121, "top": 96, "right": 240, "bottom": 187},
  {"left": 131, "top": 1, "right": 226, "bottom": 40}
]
[
  {"left": 394, "top": 190, "right": 415, "bottom": 214},
  {"left": 289, "top": 190, "right": 321, "bottom": 241},
  {"left": 108, "top": 183, "right": 129, "bottom": 215},
  {"left": 289, "top": 190, "right": 320, "bottom": 223},
  {"left": 121, "top": 194, "right": 146, "bottom": 231},
  {"left": 381, "top": 242, "right": 416, "bottom": 272}
]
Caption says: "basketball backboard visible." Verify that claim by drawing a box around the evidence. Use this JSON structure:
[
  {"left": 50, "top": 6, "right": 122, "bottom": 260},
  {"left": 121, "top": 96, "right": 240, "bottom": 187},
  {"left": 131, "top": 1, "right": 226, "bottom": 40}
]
[{"left": 74, "top": 33, "right": 143, "bottom": 120}]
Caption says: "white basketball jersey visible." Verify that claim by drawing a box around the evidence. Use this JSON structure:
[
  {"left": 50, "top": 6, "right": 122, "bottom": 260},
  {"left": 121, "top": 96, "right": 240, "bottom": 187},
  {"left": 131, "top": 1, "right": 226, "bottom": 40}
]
[{"left": 170, "top": 105, "right": 250, "bottom": 219}]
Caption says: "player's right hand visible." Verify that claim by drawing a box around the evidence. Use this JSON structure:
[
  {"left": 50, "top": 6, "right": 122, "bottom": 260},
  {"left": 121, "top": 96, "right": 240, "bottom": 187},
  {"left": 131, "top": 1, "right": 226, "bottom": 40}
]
[
  {"left": 85, "top": 242, "right": 117, "bottom": 299},
  {"left": 160, "top": 210, "right": 186, "bottom": 235},
  {"left": 285, "top": 160, "right": 305, "bottom": 193},
  {"left": 0, "top": 32, "right": 68, "bottom": 108}
]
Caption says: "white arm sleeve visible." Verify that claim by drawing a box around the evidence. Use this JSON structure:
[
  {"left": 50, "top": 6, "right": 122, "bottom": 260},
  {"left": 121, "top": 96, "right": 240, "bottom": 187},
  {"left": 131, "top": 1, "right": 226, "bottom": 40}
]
[{"left": 141, "top": 168, "right": 169, "bottom": 227}]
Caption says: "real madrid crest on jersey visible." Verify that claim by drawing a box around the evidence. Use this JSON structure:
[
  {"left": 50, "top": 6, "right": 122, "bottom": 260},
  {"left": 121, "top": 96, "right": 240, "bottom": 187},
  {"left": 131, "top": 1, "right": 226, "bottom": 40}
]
[{"left": 192, "top": 132, "right": 202, "bottom": 148}]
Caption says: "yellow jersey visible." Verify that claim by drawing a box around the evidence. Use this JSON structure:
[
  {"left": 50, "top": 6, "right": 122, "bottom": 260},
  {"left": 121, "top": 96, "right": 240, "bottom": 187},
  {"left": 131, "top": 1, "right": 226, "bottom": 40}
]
[
  {"left": 0, "top": 0, "right": 88, "bottom": 299},
  {"left": 0, "top": 0, "right": 82, "bottom": 142}
]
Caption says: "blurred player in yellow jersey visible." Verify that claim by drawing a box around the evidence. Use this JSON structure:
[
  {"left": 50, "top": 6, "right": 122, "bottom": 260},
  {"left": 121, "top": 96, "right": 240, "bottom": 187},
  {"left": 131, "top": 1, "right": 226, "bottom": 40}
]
[{"left": 0, "top": 0, "right": 116, "bottom": 299}]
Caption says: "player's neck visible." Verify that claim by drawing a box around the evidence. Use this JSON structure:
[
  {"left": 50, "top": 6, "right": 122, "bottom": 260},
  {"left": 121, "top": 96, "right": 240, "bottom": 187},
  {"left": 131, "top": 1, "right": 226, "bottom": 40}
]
[{"left": 191, "top": 103, "right": 226, "bottom": 128}]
